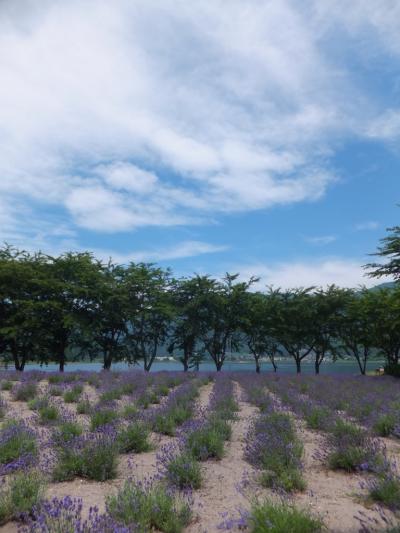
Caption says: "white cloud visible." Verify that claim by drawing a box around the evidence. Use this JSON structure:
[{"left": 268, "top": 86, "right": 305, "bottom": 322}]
[
  {"left": 355, "top": 221, "right": 379, "bottom": 231},
  {"left": 236, "top": 258, "right": 385, "bottom": 290},
  {"left": 305, "top": 235, "right": 337, "bottom": 245},
  {"left": 95, "top": 240, "right": 228, "bottom": 264},
  {"left": 95, "top": 162, "right": 158, "bottom": 194},
  {"left": 0, "top": 0, "right": 355, "bottom": 236},
  {"left": 0, "top": 0, "right": 398, "bottom": 241},
  {"left": 366, "top": 110, "right": 400, "bottom": 141}
]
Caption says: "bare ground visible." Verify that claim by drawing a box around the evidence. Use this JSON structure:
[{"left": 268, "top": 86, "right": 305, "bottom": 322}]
[
  {"left": 185, "top": 382, "right": 265, "bottom": 533},
  {"left": 269, "top": 390, "right": 399, "bottom": 532}
]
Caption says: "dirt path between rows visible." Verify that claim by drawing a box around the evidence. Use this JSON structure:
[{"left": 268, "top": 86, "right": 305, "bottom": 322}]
[
  {"left": 268, "top": 389, "right": 398, "bottom": 532},
  {"left": 185, "top": 382, "right": 263, "bottom": 533}
]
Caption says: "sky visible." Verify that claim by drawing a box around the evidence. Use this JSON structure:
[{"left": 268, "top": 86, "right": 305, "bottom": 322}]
[{"left": 0, "top": 0, "right": 399, "bottom": 288}]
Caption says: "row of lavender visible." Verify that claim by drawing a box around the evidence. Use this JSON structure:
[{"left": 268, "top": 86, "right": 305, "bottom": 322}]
[
  {"left": 0, "top": 370, "right": 214, "bottom": 531},
  {"left": 270, "top": 374, "right": 400, "bottom": 438},
  {"left": 264, "top": 375, "right": 400, "bottom": 512}
]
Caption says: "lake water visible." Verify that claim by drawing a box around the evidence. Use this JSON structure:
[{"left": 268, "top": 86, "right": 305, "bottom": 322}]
[{"left": 19, "top": 359, "right": 384, "bottom": 375}]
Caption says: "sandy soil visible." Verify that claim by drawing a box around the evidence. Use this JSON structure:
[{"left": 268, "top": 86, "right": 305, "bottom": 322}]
[
  {"left": 1, "top": 379, "right": 400, "bottom": 532},
  {"left": 186, "top": 382, "right": 265, "bottom": 533},
  {"left": 269, "top": 390, "right": 399, "bottom": 532}
]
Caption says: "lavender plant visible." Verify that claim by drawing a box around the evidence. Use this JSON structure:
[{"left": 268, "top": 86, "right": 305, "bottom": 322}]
[
  {"left": 19, "top": 496, "right": 130, "bottom": 532},
  {"left": 0, "top": 420, "right": 37, "bottom": 473},
  {"left": 106, "top": 478, "right": 192, "bottom": 532}
]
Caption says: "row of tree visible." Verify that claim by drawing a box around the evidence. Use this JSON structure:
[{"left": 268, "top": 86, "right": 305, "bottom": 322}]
[{"left": 0, "top": 223, "right": 399, "bottom": 374}]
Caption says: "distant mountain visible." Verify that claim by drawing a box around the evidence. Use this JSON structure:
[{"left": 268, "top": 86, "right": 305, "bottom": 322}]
[{"left": 370, "top": 281, "right": 396, "bottom": 291}]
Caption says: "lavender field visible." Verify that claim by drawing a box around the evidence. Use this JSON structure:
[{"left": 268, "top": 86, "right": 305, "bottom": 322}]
[{"left": 0, "top": 371, "right": 398, "bottom": 532}]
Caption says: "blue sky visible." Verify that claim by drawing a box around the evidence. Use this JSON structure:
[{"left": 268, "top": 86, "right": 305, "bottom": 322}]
[{"left": 0, "top": 0, "right": 399, "bottom": 287}]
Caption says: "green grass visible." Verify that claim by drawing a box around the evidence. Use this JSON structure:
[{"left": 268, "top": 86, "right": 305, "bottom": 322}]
[
  {"left": 0, "top": 470, "right": 45, "bottom": 525},
  {"left": 248, "top": 500, "right": 323, "bottom": 532},
  {"left": 106, "top": 480, "right": 192, "bottom": 533}
]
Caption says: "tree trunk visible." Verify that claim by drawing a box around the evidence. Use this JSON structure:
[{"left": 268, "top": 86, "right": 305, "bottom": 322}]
[
  {"left": 59, "top": 358, "right": 65, "bottom": 372},
  {"left": 183, "top": 361, "right": 189, "bottom": 372},
  {"left": 216, "top": 360, "right": 223, "bottom": 371},
  {"left": 315, "top": 360, "right": 320, "bottom": 374},
  {"left": 295, "top": 358, "right": 301, "bottom": 374}
]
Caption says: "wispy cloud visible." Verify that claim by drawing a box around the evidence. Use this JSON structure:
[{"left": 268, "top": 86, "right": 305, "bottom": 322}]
[
  {"left": 305, "top": 235, "right": 337, "bottom": 245},
  {"left": 0, "top": 0, "right": 398, "bottom": 246},
  {"left": 236, "top": 257, "right": 386, "bottom": 290},
  {"left": 355, "top": 221, "right": 379, "bottom": 231},
  {"left": 95, "top": 241, "right": 228, "bottom": 265}
]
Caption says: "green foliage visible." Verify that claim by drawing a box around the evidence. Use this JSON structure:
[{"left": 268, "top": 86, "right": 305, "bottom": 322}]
[
  {"left": 117, "top": 421, "right": 152, "bottom": 453},
  {"left": 100, "top": 388, "right": 123, "bottom": 402},
  {"left": 385, "top": 363, "right": 400, "bottom": 378},
  {"left": 0, "top": 470, "right": 45, "bottom": 525},
  {"left": 48, "top": 386, "right": 62, "bottom": 397},
  {"left": 365, "top": 224, "right": 400, "bottom": 281},
  {"left": 166, "top": 452, "right": 202, "bottom": 489},
  {"left": 153, "top": 404, "right": 193, "bottom": 436},
  {"left": 122, "top": 404, "right": 138, "bottom": 419},
  {"left": 13, "top": 382, "right": 37, "bottom": 402},
  {"left": 63, "top": 384, "right": 83, "bottom": 403},
  {"left": 90, "top": 408, "right": 119, "bottom": 430},
  {"left": 107, "top": 480, "right": 192, "bottom": 532},
  {"left": 0, "top": 381, "right": 12, "bottom": 391},
  {"left": 261, "top": 414, "right": 304, "bottom": 492},
  {"left": 38, "top": 404, "right": 59, "bottom": 424},
  {"left": 76, "top": 399, "right": 92, "bottom": 414},
  {"left": 305, "top": 407, "right": 331, "bottom": 430},
  {"left": 53, "top": 421, "right": 83, "bottom": 446},
  {"left": 261, "top": 468, "right": 306, "bottom": 493},
  {"left": 186, "top": 424, "right": 225, "bottom": 461},
  {"left": 328, "top": 447, "right": 367, "bottom": 471},
  {"left": 248, "top": 500, "right": 323, "bottom": 533},
  {"left": 0, "top": 420, "right": 37, "bottom": 465},
  {"left": 53, "top": 438, "right": 118, "bottom": 482},
  {"left": 373, "top": 414, "right": 397, "bottom": 437},
  {"left": 370, "top": 476, "right": 400, "bottom": 509}
]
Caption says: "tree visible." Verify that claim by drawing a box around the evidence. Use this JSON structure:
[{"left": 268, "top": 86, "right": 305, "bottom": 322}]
[
  {"left": 37, "top": 252, "right": 102, "bottom": 371},
  {"left": 0, "top": 246, "right": 48, "bottom": 371},
  {"left": 200, "top": 274, "right": 256, "bottom": 371},
  {"left": 336, "top": 288, "right": 378, "bottom": 375},
  {"left": 125, "top": 263, "right": 173, "bottom": 372},
  {"left": 273, "top": 288, "right": 315, "bottom": 374},
  {"left": 168, "top": 275, "right": 213, "bottom": 371},
  {"left": 88, "top": 262, "right": 129, "bottom": 370},
  {"left": 308, "top": 286, "right": 346, "bottom": 374},
  {"left": 360, "top": 287, "right": 400, "bottom": 366},
  {"left": 242, "top": 290, "right": 281, "bottom": 373},
  {"left": 365, "top": 223, "right": 400, "bottom": 281}
]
